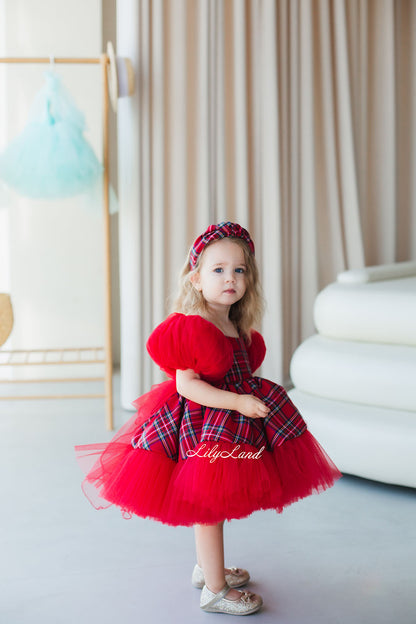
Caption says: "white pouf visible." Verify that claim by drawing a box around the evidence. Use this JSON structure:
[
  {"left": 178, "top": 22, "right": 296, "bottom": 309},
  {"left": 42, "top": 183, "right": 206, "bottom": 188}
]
[{"left": 289, "top": 261, "right": 416, "bottom": 488}]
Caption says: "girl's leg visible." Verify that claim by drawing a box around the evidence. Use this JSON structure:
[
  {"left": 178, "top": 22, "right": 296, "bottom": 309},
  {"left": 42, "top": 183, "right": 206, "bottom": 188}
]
[
  {"left": 194, "top": 522, "right": 224, "bottom": 586},
  {"left": 194, "top": 522, "right": 240, "bottom": 599},
  {"left": 195, "top": 520, "right": 223, "bottom": 568}
]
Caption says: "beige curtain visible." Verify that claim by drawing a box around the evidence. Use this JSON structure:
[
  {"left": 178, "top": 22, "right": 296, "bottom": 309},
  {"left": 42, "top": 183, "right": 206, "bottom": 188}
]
[{"left": 117, "top": 0, "right": 416, "bottom": 408}]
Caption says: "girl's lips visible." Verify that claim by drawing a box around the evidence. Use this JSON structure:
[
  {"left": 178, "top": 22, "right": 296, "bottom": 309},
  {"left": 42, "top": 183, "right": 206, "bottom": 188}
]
[{"left": 223, "top": 289, "right": 236, "bottom": 294}]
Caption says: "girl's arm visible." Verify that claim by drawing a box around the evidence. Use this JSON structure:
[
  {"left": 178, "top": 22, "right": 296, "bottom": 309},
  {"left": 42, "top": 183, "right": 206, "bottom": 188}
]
[{"left": 176, "top": 369, "right": 269, "bottom": 419}]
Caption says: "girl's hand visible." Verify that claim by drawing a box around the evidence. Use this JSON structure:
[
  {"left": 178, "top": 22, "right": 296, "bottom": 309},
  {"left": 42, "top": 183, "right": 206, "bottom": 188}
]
[{"left": 235, "top": 394, "right": 270, "bottom": 419}]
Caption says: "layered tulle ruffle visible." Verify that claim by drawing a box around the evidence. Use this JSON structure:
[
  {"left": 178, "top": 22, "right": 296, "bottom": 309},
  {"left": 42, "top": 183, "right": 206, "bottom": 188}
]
[{"left": 76, "top": 393, "right": 341, "bottom": 527}]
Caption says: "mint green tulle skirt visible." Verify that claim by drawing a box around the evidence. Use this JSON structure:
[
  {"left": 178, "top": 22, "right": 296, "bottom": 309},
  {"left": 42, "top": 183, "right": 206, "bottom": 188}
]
[{"left": 0, "top": 71, "right": 102, "bottom": 199}]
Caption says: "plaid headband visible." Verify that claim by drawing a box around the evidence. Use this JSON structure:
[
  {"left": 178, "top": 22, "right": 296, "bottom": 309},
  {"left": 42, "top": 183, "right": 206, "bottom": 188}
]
[{"left": 189, "top": 221, "right": 255, "bottom": 269}]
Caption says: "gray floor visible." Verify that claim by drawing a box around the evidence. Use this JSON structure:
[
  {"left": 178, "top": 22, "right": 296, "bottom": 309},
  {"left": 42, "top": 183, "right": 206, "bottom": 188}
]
[{"left": 1, "top": 374, "right": 415, "bottom": 624}]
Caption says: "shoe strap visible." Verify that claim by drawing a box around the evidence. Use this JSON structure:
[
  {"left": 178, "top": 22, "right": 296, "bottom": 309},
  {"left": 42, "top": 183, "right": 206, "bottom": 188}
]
[{"left": 202, "top": 583, "right": 231, "bottom": 610}]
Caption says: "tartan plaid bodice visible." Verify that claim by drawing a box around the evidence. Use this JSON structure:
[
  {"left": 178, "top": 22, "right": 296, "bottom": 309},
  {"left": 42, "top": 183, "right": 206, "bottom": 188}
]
[
  {"left": 222, "top": 337, "right": 254, "bottom": 384},
  {"left": 134, "top": 330, "right": 307, "bottom": 461}
]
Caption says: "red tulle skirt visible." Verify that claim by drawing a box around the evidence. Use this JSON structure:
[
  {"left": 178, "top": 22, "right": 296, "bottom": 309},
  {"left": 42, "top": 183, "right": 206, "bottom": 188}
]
[{"left": 76, "top": 381, "right": 341, "bottom": 526}]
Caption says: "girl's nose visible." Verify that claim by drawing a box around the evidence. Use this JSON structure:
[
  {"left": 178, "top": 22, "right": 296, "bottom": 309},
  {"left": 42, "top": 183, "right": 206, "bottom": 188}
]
[{"left": 225, "top": 272, "right": 236, "bottom": 283}]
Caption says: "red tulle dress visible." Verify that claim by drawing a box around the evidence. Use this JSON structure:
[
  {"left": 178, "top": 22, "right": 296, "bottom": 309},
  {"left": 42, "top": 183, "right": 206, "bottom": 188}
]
[{"left": 76, "top": 313, "right": 341, "bottom": 526}]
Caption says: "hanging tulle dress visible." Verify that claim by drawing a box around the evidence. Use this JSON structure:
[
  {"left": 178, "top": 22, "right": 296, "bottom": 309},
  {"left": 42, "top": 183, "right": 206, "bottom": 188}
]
[
  {"left": 75, "top": 313, "right": 342, "bottom": 527},
  {"left": 0, "top": 71, "right": 102, "bottom": 198}
]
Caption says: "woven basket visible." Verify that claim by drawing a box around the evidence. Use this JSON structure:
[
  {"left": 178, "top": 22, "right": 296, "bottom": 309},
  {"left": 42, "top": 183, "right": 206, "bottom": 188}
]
[{"left": 0, "top": 294, "right": 14, "bottom": 346}]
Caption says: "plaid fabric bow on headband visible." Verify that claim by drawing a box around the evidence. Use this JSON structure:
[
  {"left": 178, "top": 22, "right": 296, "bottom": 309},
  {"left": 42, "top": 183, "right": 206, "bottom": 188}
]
[{"left": 189, "top": 221, "right": 255, "bottom": 269}]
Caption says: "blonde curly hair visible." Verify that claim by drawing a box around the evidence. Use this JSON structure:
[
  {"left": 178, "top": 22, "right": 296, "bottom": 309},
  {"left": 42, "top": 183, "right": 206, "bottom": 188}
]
[{"left": 172, "top": 237, "right": 264, "bottom": 340}]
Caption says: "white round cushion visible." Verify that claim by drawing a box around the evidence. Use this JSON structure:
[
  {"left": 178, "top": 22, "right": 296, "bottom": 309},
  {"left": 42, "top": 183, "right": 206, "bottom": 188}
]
[
  {"left": 314, "top": 276, "right": 416, "bottom": 345},
  {"left": 289, "top": 388, "right": 416, "bottom": 488},
  {"left": 290, "top": 335, "right": 416, "bottom": 411}
]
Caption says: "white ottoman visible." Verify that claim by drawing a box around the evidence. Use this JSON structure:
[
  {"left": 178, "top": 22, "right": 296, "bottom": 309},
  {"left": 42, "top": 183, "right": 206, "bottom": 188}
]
[{"left": 289, "top": 261, "right": 416, "bottom": 488}]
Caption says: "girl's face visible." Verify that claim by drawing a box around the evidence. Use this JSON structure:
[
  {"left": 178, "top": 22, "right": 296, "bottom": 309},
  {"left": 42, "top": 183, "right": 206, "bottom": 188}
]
[{"left": 191, "top": 239, "right": 247, "bottom": 310}]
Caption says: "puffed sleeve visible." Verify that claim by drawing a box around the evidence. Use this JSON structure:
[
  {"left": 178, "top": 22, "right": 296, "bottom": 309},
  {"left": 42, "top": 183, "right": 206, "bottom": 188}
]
[
  {"left": 146, "top": 313, "right": 234, "bottom": 381},
  {"left": 245, "top": 330, "right": 266, "bottom": 373}
]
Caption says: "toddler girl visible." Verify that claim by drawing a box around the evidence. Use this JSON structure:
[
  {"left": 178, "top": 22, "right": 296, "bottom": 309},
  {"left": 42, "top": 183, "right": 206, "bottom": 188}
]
[{"left": 76, "top": 221, "right": 341, "bottom": 615}]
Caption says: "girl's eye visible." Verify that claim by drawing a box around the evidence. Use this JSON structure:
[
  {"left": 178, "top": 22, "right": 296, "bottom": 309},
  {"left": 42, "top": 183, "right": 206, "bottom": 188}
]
[
  {"left": 235, "top": 268, "right": 245, "bottom": 274},
  {"left": 214, "top": 268, "right": 223, "bottom": 273}
]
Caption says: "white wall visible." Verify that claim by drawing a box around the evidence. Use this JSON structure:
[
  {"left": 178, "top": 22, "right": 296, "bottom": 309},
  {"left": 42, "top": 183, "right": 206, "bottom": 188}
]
[{"left": 0, "top": 0, "right": 112, "bottom": 381}]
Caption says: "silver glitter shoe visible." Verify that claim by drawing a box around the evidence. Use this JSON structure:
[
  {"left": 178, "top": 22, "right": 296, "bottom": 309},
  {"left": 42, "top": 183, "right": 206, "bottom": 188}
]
[
  {"left": 200, "top": 583, "right": 263, "bottom": 615},
  {"left": 192, "top": 563, "right": 250, "bottom": 589}
]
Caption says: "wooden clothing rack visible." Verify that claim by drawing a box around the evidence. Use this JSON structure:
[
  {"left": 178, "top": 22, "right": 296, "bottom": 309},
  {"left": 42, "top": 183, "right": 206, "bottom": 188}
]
[{"left": 0, "top": 54, "right": 114, "bottom": 430}]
